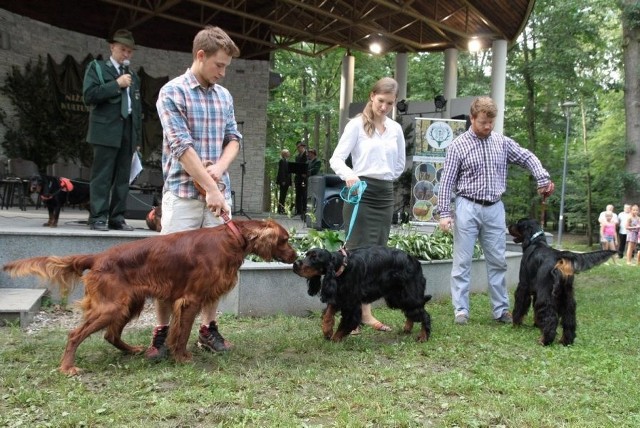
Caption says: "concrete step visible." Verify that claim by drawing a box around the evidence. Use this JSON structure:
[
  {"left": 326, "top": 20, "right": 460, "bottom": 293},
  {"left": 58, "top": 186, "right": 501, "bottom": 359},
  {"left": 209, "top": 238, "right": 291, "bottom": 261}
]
[{"left": 0, "top": 288, "right": 47, "bottom": 327}]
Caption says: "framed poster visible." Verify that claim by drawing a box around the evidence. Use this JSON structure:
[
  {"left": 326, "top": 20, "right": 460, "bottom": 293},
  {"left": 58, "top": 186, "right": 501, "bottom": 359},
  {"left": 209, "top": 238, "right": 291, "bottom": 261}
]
[{"left": 410, "top": 118, "right": 467, "bottom": 222}]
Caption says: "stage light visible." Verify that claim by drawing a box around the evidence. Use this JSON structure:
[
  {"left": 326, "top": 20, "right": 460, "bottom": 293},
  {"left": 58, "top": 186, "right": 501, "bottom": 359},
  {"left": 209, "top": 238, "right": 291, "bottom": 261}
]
[
  {"left": 468, "top": 37, "right": 481, "bottom": 52},
  {"left": 367, "top": 33, "right": 384, "bottom": 54},
  {"left": 369, "top": 41, "right": 382, "bottom": 54},
  {"left": 434, "top": 95, "right": 447, "bottom": 111}
]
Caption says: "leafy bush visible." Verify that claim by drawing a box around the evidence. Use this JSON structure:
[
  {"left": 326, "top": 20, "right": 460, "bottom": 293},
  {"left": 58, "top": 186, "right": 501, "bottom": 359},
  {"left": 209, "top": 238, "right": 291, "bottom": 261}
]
[{"left": 266, "top": 224, "right": 483, "bottom": 262}]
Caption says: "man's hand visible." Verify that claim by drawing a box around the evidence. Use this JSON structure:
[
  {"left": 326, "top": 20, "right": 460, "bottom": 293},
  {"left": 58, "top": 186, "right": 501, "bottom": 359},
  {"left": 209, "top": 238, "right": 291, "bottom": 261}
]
[
  {"left": 205, "top": 190, "right": 230, "bottom": 217},
  {"left": 538, "top": 181, "right": 555, "bottom": 198},
  {"left": 117, "top": 74, "right": 132, "bottom": 88},
  {"left": 439, "top": 217, "right": 453, "bottom": 233}
]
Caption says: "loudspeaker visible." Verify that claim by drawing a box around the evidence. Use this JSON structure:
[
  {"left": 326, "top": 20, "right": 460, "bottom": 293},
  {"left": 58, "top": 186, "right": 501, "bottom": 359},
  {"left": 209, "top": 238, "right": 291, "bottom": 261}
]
[
  {"left": 306, "top": 174, "right": 345, "bottom": 230},
  {"left": 125, "top": 191, "right": 156, "bottom": 220}
]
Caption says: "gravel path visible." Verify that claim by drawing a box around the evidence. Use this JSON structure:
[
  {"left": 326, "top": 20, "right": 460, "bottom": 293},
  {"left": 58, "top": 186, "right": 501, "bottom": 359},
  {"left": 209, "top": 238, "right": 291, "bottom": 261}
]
[{"left": 24, "top": 301, "right": 157, "bottom": 334}]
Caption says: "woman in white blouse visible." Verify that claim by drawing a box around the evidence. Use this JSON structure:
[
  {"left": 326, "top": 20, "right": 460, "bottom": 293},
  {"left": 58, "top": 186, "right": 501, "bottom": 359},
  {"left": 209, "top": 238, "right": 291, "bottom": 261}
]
[{"left": 330, "top": 77, "right": 406, "bottom": 333}]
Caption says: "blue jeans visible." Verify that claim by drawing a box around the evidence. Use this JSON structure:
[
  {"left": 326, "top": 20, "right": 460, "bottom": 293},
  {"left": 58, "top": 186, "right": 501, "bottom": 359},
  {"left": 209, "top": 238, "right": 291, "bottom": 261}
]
[{"left": 450, "top": 196, "right": 510, "bottom": 319}]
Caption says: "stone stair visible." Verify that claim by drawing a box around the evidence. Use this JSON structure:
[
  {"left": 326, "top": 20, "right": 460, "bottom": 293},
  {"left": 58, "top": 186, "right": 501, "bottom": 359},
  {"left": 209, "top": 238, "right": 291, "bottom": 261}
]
[{"left": 0, "top": 288, "right": 47, "bottom": 327}]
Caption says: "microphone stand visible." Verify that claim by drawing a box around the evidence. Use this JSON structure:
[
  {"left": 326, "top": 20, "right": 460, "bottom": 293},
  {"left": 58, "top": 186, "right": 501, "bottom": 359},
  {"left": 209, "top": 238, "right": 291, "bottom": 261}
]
[{"left": 233, "top": 121, "right": 251, "bottom": 219}]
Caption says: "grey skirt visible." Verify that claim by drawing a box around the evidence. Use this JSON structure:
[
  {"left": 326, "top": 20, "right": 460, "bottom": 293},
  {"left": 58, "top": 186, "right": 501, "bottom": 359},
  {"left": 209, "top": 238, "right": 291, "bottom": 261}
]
[{"left": 343, "top": 176, "right": 394, "bottom": 249}]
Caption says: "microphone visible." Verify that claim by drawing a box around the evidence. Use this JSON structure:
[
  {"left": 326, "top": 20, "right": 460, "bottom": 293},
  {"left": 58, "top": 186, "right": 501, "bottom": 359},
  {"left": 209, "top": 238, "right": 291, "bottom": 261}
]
[{"left": 122, "top": 59, "right": 130, "bottom": 75}]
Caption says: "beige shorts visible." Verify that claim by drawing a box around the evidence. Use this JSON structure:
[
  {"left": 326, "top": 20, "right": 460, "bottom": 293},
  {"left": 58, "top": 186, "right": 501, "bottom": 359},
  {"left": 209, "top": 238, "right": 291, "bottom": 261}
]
[{"left": 160, "top": 192, "right": 233, "bottom": 235}]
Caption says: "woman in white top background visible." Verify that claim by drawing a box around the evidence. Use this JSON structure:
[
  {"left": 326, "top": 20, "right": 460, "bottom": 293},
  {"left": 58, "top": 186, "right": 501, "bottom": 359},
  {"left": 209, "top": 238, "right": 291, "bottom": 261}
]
[{"left": 330, "top": 77, "right": 406, "bottom": 333}]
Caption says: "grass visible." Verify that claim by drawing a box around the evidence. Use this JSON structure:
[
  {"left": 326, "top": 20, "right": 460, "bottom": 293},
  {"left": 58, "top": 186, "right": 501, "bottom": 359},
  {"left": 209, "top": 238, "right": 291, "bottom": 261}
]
[{"left": 1, "top": 258, "right": 639, "bottom": 426}]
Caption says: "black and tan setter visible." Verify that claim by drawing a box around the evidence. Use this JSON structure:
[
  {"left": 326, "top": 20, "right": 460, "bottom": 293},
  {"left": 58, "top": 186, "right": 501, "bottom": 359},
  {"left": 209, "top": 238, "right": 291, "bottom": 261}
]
[
  {"left": 508, "top": 218, "right": 615, "bottom": 346},
  {"left": 293, "top": 246, "right": 432, "bottom": 342},
  {"left": 3, "top": 219, "right": 297, "bottom": 375},
  {"left": 29, "top": 174, "right": 90, "bottom": 227}
]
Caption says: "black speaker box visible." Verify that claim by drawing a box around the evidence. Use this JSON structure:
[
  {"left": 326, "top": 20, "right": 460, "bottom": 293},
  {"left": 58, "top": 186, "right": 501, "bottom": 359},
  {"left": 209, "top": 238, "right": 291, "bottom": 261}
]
[
  {"left": 306, "top": 174, "right": 345, "bottom": 230},
  {"left": 125, "top": 191, "right": 157, "bottom": 220}
]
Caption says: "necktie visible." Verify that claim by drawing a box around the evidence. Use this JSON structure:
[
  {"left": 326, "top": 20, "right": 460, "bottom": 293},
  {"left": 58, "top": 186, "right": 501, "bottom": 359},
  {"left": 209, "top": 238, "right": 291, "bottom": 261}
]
[{"left": 119, "top": 65, "right": 129, "bottom": 118}]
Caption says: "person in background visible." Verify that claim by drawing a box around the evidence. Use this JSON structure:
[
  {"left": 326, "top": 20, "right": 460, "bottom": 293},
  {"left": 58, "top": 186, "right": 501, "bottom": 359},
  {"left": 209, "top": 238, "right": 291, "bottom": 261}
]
[
  {"left": 307, "top": 148, "right": 321, "bottom": 176},
  {"left": 625, "top": 204, "right": 640, "bottom": 265},
  {"left": 598, "top": 204, "right": 618, "bottom": 226},
  {"left": 617, "top": 204, "right": 631, "bottom": 259},
  {"left": 147, "top": 25, "right": 241, "bottom": 359},
  {"left": 600, "top": 211, "right": 619, "bottom": 264},
  {"left": 437, "top": 96, "right": 555, "bottom": 325},
  {"left": 330, "top": 77, "right": 406, "bottom": 334},
  {"left": 276, "top": 149, "right": 291, "bottom": 214},
  {"left": 83, "top": 28, "right": 142, "bottom": 231},
  {"left": 294, "top": 141, "right": 308, "bottom": 216}
]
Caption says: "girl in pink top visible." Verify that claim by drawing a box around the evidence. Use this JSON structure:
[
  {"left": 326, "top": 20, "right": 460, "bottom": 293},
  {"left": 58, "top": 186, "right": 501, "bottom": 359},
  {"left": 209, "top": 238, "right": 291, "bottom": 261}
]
[{"left": 600, "top": 212, "right": 618, "bottom": 264}]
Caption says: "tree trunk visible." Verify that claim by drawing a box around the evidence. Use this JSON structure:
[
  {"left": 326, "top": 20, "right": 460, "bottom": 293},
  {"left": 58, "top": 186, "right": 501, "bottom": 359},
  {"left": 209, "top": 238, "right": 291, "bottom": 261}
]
[{"left": 622, "top": 1, "right": 640, "bottom": 201}]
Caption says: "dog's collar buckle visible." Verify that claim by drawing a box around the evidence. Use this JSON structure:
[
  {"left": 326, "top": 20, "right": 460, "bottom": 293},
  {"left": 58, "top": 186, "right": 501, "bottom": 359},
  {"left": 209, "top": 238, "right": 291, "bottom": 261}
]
[{"left": 335, "top": 247, "right": 348, "bottom": 277}]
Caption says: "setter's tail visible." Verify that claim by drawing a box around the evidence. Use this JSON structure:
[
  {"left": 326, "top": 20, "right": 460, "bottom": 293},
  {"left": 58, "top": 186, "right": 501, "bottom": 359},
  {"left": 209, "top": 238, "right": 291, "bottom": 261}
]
[
  {"left": 3, "top": 255, "right": 94, "bottom": 298},
  {"left": 556, "top": 249, "right": 617, "bottom": 275}
]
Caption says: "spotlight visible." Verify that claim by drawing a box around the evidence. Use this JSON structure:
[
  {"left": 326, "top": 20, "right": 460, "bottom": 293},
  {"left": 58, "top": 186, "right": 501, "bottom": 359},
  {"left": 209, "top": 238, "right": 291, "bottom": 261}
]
[
  {"left": 369, "top": 41, "right": 382, "bottom": 54},
  {"left": 468, "top": 37, "right": 481, "bottom": 52},
  {"left": 396, "top": 99, "right": 408, "bottom": 113},
  {"left": 434, "top": 95, "right": 447, "bottom": 111},
  {"left": 367, "top": 33, "right": 384, "bottom": 54}
]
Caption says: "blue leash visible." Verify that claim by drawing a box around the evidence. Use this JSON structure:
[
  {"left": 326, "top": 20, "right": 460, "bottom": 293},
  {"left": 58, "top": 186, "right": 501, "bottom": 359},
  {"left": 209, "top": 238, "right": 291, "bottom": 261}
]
[{"left": 339, "top": 181, "right": 367, "bottom": 244}]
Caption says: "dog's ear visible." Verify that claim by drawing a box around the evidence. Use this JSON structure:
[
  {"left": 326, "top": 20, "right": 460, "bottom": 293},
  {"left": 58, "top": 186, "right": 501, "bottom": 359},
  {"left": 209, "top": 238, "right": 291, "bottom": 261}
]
[
  {"left": 320, "top": 265, "right": 338, "bottom": 305},
  {"left": 307, "top": 276, "right": 321, "bottom": 296}
]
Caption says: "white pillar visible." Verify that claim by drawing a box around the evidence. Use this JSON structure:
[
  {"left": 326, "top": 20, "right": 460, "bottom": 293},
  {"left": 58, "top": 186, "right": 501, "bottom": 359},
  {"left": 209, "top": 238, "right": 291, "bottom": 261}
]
[
  {"left": 395, "top": 52, "right": 408, "bottom": 102},
  {"left": 491, "top": 39, "right": 508, "bottom": 133},
  {"left": 443, "top": 48, "right": 458, "bottom": 117},
  {"left": 339, "top": 53, "right": 355, "bottom": 135}
]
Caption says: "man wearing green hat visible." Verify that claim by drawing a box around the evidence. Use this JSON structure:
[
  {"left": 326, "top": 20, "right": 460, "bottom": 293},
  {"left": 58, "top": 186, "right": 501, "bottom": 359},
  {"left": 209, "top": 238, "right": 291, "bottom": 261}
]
[{"left": 83, "top": 28, "right": 142, "bottom": 231}]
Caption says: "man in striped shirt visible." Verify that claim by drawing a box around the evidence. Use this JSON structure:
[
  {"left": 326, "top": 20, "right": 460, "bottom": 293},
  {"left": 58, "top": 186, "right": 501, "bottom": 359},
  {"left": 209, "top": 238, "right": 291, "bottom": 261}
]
[
  {"left": 437, "top": 96, "right": 555, "bottom": 326},
  {"left": 146, "top": 26, "right": 242, "bottom": 359}
]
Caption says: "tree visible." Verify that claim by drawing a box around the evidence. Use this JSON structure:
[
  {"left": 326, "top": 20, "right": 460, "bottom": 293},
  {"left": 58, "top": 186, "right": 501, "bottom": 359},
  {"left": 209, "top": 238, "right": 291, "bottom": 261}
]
[{"left": 621, "top": 0, "right": 640, "bottom": 201}]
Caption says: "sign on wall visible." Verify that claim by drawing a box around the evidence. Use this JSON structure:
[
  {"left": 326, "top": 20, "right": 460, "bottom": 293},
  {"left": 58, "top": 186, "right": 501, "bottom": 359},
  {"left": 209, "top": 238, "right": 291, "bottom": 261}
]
[{"left": 410, "top": 118, "right": 467, "bottom": 222}]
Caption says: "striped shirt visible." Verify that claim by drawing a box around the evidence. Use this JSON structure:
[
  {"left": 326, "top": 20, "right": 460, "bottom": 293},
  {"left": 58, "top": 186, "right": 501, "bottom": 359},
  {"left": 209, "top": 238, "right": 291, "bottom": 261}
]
[
  {"left": 437, "top": 129, "right": 551, "bottom": 218},
  {"left": 157, "top": 68, "right": 242, "bottom": 200}
]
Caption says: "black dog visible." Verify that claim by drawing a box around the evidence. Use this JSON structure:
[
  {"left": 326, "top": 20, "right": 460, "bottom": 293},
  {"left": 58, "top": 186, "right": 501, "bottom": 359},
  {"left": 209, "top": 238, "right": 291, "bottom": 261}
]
[
  {"left": 508, "top": 219, "right": 615, "bottom": 346},
  {"left": 29, "top": 174, "right": 90, "bottom": 227},
  {"left": 293, "top": 246, "right": 432, "bottom": 342}
]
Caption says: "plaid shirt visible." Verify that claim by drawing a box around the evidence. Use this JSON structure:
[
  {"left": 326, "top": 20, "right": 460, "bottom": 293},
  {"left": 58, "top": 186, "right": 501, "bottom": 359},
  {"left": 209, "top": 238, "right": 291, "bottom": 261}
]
[
  {"left": 157, "top": 68, "right": 242, "bottom": 200},
  {"left": 437, "top": 129, "right": 551, "bottom": 218}
]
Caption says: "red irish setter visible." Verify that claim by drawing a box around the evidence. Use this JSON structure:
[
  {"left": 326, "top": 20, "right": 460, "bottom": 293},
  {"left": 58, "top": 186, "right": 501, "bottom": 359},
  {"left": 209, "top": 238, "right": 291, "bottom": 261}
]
[{"left": 3, "top": 219, "right": 297, "bottom": 375}]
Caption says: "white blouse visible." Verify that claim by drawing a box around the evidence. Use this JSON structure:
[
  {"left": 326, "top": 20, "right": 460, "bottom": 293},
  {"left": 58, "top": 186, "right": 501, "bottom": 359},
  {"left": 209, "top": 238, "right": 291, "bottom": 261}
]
[{"left": 330, "top": 115, "right": 406, "bottom": 182}]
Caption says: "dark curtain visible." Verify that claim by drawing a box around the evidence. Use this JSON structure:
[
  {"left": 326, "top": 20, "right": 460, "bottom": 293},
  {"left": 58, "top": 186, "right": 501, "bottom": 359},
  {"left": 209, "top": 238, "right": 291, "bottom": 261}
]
[
  {"left": 46, "top": 53, "right": 96, "bottom": 167},
  {"left": 138, "top": 67, "right": 168, "bottom": 164}
]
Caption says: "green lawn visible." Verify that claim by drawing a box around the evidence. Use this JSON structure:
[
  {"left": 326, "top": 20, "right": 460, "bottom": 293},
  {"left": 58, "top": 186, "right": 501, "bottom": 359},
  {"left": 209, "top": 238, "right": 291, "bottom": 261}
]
[{"left": 1, "top": 264, "right": 639, "bottom": 427}]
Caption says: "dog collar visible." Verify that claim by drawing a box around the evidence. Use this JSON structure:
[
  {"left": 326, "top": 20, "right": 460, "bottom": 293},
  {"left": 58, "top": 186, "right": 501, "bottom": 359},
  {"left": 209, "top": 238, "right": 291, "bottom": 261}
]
[
  {"left": 220, "top": 211, "right": 245, "bottom": 246},
  {"left": 531, "top": 230, "right": 545, "bottom": 241},
  {"left": 335, "top": 247, "right": 348, "bottom": 277}
]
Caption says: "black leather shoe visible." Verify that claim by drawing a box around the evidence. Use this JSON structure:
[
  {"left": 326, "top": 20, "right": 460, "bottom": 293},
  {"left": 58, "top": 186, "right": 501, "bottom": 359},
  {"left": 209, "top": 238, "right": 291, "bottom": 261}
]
[
  {"left": 108, "top": 221, "right": 134, "bottom": 231},
  {"left": 90, "top": 221, "right": 109, "bottom": 231}
]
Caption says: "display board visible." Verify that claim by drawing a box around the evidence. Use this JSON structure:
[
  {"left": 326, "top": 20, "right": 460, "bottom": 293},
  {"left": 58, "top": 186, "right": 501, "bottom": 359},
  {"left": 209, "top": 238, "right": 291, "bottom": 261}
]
[{"left": 410, "top": 118, "right": 467, "bottom": 222}]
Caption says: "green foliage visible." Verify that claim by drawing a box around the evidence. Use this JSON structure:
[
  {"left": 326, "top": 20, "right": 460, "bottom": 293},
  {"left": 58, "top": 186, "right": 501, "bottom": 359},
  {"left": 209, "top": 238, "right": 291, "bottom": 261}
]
[
  {"left": 289, "top": 228, "right": 346, "bottom": 253},
  {"left": 283, "top": 225, "right": 483, "bottom": 262},
  {"left": 388, "top": 225, "right": 483, "bottom": 261},
  {"left": 0, "top": 57, "right": 62, "bottom": 170}
]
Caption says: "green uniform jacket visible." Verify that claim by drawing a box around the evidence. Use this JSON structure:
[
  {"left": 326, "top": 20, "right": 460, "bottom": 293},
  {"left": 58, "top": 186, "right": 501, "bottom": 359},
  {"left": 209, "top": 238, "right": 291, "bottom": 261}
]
[{"left": 83, "top": 59, "right": 142, "bottom": 148}]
